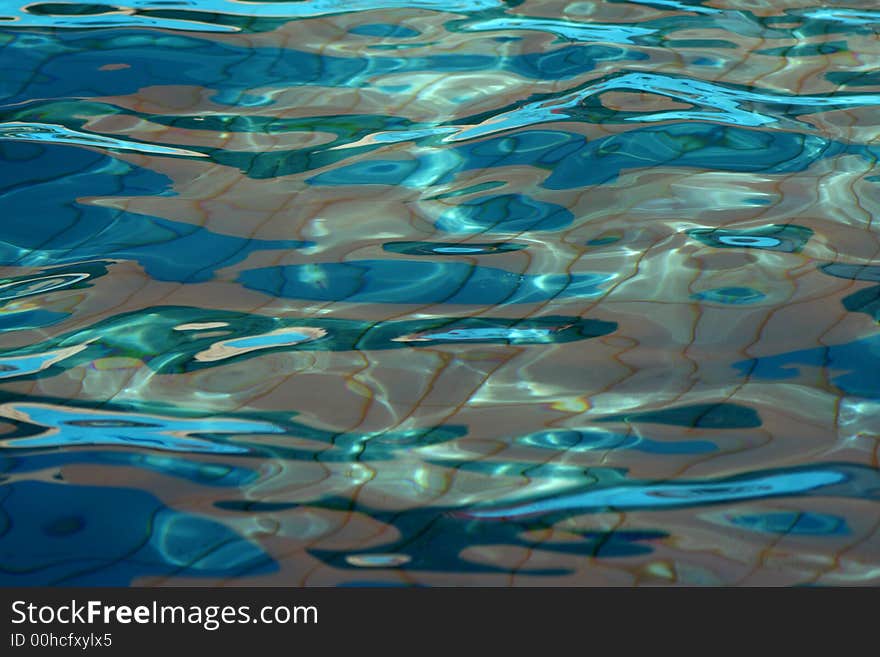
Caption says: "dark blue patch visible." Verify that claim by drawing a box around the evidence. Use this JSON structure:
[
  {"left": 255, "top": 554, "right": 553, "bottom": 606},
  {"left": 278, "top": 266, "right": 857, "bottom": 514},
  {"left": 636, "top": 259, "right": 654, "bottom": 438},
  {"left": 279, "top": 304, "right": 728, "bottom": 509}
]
[
  {"left": 820, "top": 263, "right": 880, "bottom": 282},
  {"left": 306, "top": 124, "right": 876, "bottom": 192},
  {"left": 826, "top": 70, "right": 880, "bottom": 87},
  {"left": 687, "top": 224, "right": 813, "bottom": 253},
  {"left": 587, "top": 235, "right": 622, "bottom": 246},
  {"left": 348, "top": 24, "right": 420, "bottom": 38},
  {"left": 382, "top": 241, "right": 527, "bottom": 256},
  {"left": 543, "top": 125, "right": 852, "bottom": 189},
  {"left": 820, "top": 263, "right": 880, "bottom": 322},
  {"left": 0, "top": 480, "right": 274, "bottom": 585},
  {"left": 842, "top": 286, "right": 880, "bottom": 322},
  {"left": 597, "top": 403, "right": 762, "bottom": 429},
  {"left": 0, "top": 142, "right": 310, "bottom": 282},
  {"left": 237, "top": 260, "right": 610, "bottom": 304},
  {"left": 0, "top": 32, "right": 647, "bottom": 107},
  {"left": 757, "top": 41, "right": 848, "bottom": 57},
  {"left": 304, "top": 158, "right": 423, "bottom": 186},
  {"left": 733, "top": 335, "right": 880, "bottom": 398},
  {"left": 510, "top": 44, "right": 647, "bottom": 79},
  {"left": 435, "top": 194, "right": 574, "bottom": 233},
  {"left": 0, "top": 309, "right": 69, "bottom": 331}
]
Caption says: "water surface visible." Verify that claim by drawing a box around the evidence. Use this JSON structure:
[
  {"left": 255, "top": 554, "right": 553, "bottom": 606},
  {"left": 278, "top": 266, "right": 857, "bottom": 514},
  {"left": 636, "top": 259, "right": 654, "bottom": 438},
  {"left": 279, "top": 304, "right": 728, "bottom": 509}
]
[{"left": 1, "top": 0, "right": 880, "bottom": 586}]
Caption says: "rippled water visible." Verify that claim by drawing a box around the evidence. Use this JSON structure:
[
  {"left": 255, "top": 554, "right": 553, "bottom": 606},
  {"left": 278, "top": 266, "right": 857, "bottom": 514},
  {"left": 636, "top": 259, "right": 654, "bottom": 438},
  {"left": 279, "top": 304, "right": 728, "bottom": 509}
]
[{"left": 1, "top": 0, "right": 879, "bottom": 586}]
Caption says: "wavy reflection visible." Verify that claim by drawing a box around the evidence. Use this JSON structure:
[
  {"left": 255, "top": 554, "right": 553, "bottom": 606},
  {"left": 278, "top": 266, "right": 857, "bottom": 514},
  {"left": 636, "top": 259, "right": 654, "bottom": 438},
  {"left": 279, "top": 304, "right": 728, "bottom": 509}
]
[
  {"left": 464, "top": 467, "right": 851, "bottom": 519},
  {"left": 3, "top": 0, "right": 880, "bottom": 586}
]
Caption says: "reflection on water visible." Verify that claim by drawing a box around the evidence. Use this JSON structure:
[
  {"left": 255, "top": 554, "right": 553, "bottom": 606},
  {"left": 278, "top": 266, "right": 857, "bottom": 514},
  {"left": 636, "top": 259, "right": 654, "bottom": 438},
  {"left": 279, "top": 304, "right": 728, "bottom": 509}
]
[{"left": 1, "top": 0, "right": 879, "bottom": 586}]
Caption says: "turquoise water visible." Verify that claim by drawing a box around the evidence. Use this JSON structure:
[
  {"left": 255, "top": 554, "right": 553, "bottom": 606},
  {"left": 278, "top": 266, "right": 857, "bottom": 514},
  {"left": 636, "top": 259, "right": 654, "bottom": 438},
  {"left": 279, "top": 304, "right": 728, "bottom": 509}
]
[{"left": 1, "top": 0, "right": 880, "bottom": 585}]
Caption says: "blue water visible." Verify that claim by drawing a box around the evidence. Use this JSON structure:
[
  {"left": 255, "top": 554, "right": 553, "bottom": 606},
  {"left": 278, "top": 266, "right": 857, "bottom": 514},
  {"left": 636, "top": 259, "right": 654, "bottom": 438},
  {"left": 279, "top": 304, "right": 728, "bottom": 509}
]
[{"left": 1, "top": 0, "right": 880, "bottom": 586}]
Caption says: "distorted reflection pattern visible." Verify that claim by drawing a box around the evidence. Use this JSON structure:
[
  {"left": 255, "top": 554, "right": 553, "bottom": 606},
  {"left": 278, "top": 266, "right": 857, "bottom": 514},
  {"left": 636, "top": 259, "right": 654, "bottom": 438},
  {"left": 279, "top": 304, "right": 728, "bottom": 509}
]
[{"left": 1, "top": 0, "right": 879, "bottom": 586}]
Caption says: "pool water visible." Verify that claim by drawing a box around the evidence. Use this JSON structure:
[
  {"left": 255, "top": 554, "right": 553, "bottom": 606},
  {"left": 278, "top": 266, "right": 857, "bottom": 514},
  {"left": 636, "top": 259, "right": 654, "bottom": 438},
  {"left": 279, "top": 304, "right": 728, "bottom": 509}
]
[{"left": 1, "top": 0, "right": 879, "bottom": 586}]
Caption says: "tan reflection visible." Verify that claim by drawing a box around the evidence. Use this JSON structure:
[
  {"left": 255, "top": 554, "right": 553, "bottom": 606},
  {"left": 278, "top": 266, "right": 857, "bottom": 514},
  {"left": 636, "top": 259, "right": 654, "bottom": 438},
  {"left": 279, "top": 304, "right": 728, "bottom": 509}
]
[{"left": 194, "top": 326, "right": 328, "bottom": 362}]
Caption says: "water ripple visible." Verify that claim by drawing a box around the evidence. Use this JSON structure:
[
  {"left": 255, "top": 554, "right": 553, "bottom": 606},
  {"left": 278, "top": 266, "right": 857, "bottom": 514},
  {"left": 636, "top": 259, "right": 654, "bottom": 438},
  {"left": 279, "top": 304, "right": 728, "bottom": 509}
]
[
  {"left": 447, "top": 71, "right": 880, "bottom": 141},
  {"left": 2, "top": 0, "right": 880, "bottom": 586}
]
